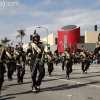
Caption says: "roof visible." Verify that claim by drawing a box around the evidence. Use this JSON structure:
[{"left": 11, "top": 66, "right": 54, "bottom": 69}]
[{"left": 61, "top": 25, "right": 77, "bottom": 30}]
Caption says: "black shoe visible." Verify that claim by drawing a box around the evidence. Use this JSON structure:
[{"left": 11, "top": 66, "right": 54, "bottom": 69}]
[
  {"left": 36, "top": 86, "right": 40, "bottom": 93},
  {"left": 20, "top": 81, "right": 23, "bottom": 84},
  {"left": 66, "top": 75, "right": 70, "bottom": 80},
  {"left": 48, "top": 73, "right": 51, "bottom": 77},
  {"left": 10, "top": 77, "right": 13, "bottom": 80},
  {"left": 8, "top": 78, "right": 12, "bottom": 81},
  {"left": 83, "top": 71, "right": 85, "bottom": 74}
]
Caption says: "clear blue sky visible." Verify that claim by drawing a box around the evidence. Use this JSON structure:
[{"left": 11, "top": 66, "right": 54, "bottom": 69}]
[{"left": 0, "top": 0, "right": 100, "bottom": 45}]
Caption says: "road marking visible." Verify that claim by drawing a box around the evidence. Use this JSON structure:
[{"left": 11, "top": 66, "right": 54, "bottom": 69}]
[
  {"left": 45, "top": 76, "right": 100, "bottom": 88},
  {"left": 89, "top": 85, "right": 100, "bottom": 88}
]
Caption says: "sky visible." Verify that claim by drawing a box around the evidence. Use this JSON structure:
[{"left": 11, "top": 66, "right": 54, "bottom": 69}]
[{"left": 0, "top": 0, "right": 100, "bottom": 46}]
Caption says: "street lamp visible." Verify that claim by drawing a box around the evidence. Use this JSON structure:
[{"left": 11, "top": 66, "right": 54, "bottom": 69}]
[
  {"left": 11, "top": 42, "right": 13, "bottom": 46},
  {"left": 37, "top": 26, "right": 48, "bottom": 50}
]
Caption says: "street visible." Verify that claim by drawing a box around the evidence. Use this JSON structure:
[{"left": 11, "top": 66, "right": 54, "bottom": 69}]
[{"left": 0, "top": 63, "right": 100, "bottom": 100}]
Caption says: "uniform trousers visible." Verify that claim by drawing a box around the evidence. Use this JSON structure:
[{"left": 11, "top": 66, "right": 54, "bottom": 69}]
[
  {"left": 85, "top": 61, "right": 90, "bottom": 71},
  {"left": 48, "top": 63, "right": 54, "bottom": 75},
  {"left": 62, "top": 61, "right": 65, "bottom": 70},
  {"left": 0, "top": 63, "right": 4, "bottom": 90},
  {"left": 66, "top": 61, "right": 72, "bottom": 78},
  {"left": 16, "top": 65, "right": 25, "bottom": 82},
  {"left": 6, "top": 62, "right": 14, "bottom": 79},
  {"left": 81, "top": 61, "right": 85, "bottom": 72},
  {"left": 0, "top": 78, "right": 4, "bottom": 90},
  {"left": 32, "top": 62, "right": 45, "bottom": 87}
]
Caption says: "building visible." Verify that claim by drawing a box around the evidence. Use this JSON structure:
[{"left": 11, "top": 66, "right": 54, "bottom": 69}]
[
  {"left": 24, "top": 26, "right": 100, "bottom": 54},
  {"left": 58, "top": 25, "right": 80, "bottom": 53},
  {"left": 22, "top": 33, "right": 57, "bottom": 53},
  {"left": 77, "top": 30, "right": 100, "bottom": 52},
  {"left": 85, "top": 30, "right": 100, "bottom": 43},
  {"left": 41, "top": 33, "right": 57, "bottom": 52},
  {"left": 40, "top": 25, "right": 81, "bottom": 54}
]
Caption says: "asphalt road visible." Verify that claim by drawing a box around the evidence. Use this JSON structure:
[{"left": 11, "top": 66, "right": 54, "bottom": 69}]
[{"left": 0, "top": 63, "right": 100, "bottom": 100}]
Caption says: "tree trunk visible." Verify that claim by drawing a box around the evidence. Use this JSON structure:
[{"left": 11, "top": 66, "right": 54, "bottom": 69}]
[{"left": 21, "top": 37, "right": 22, "bottom": 45}]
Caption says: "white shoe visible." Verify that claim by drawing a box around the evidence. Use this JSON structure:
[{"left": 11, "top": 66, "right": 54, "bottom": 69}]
[
  {"left": 32, "top": 87, "right": 36, "bottom": 92},
  {"left": 85, "top": 71, "right": 87, "bottom": 73}
]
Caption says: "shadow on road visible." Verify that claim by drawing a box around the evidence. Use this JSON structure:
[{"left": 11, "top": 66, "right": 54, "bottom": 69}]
[
  {"left": 4, "top": 81, "right": 31, "bottom": 87},
  {"left": 0, "top": 96, "right": 15, "bottom": 100},
  {"left": 71, "top": 74, "right": 100, "bottom": 79},
  {"left": 40, "top": 81, "right": 100, "bottom": 93},
  {"left": 1, "top": 90, "right": 32, "bottom": 100}
]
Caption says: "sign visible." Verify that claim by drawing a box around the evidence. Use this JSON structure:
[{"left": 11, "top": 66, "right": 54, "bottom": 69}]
[{"left": 46, "top": 44, "right": 50, "bottom": 46}]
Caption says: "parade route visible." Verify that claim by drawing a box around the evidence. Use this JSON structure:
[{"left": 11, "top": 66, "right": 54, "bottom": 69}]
[{"left": 1, "top": 63, "right": 100, "bottom": 100}]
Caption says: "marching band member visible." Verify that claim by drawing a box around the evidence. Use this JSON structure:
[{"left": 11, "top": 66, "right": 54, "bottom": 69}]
[
  {"left": 84, "top": 50, "right": 92, "bottom": 73},
  {"left": 61, "top": 52, "right": 66, "bottom": 71},
  {"left": 64, "top": 46, "right": 73, "bottom": 79},
  {"left": 0, "top": 44, "right": 6, "bottom": 95},
  {"left": 27, "top": 30, "right": 45, "bottom": 93},
  {"left": 15, "top": 44, "right": 26, "bottom": 84},
  {"left": 46, "top": 50, "right": 54, "bottom": 76},
  {"left": 80, "top": 47, "right": 87, "bottom": 73},
  {"left": 5, "top": 45, "right": 14, "bottom": 81}
]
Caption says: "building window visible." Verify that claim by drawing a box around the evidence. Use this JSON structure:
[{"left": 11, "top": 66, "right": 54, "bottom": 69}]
[
  {"left": 63, "top": 35, "right": 67, "bottom": 48},
  {"left": 64, "top": 35, "right": 66, "bottom": 44}
]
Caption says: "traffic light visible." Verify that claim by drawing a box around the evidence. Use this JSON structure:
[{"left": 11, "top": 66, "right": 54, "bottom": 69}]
[
  {"left": 30, "top": 35, "right": 33, "bottom": 41},
  {"left": 16, "top": 45, "right": 18, "bottom": 48},
  {"left": 94, "top": 25, "right": 97, "bottom": 31}
]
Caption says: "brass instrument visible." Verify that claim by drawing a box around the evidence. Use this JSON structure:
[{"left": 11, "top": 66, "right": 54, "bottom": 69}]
[
  {"left": 65, "top": 51, "right": 71, "bottom": 59},
  {"left": 20, "top": 56, "right": 25, "bottom": 68},
  {"left": 47, "top": 54, "right": 54, "bottom": 63},
  {"left": 39, "top": 41, "right": 46, "bottom": 65},
  {"left": 53, "top": 54, "right": 58, "bottom": 61},
  {"left": 0, "top": 46, "right": 5, "bottom": 62},
  {"left": 15, "top": 50, "right": 25, "bottom": 67},
  {"left": 80, "top": 52, "right": 86, "bottom": 61}
]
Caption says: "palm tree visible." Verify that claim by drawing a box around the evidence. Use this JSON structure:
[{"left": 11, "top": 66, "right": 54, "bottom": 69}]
[
  {"left": 1, "top": 37, "right": 10, "bottom": 46},
  {"left": 16, "top": 29, "right": 26, "bottom": 44}
]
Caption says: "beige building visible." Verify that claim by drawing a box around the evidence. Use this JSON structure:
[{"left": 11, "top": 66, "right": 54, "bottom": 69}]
[
  {"left": 22, "top": 33, "right": 56, "bottom": 52},
  {"left": 85, "top": 30, "right": 100, "bottom": 43},
  {"left": 77, "top": 30, "right": 100, "bottom": 52},
  {"left": 41, "top": 33, "right": 56, "bottom": 52}
]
